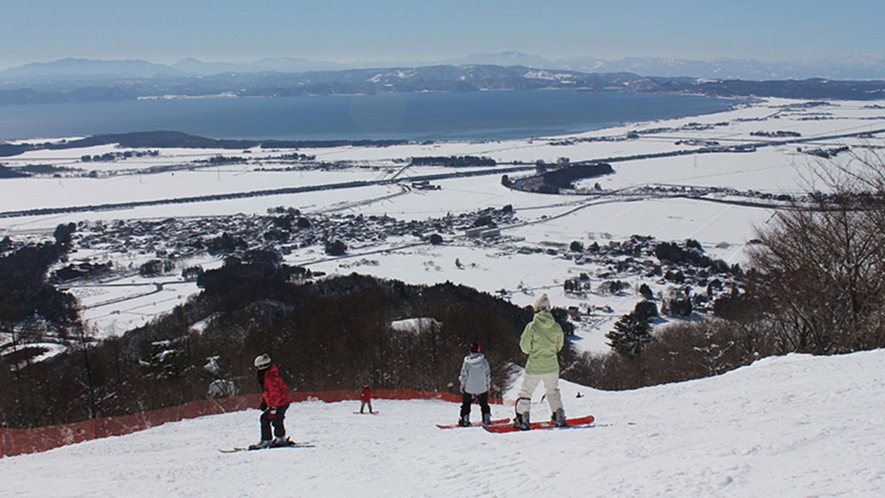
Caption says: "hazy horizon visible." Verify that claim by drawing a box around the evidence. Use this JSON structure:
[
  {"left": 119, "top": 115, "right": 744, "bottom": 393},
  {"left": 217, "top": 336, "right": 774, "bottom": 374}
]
[
  {"left": 4, "top": 51, "right": 884, "bottom": 71},
  {"left": 1, "top": 0, "right": 882, "bottom": 71}
]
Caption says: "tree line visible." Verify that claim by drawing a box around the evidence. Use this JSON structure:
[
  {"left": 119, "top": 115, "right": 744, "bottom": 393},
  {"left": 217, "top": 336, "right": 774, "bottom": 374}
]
[
  {"left": 410, "top": 156, "right": 497, "bottom": 167},
  {"left": 1, "top": 261, "right": 560, "bottom": 428}
]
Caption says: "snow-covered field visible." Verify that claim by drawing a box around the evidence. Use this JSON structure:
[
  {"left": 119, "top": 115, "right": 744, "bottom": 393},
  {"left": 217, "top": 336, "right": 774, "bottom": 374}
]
[
  {"left": 2, "top": 349, "right": 883, "bottom": 497},
  {"left": 2, "top": 97, "right": 885, "bottom": 495},
  {"left": 1, "top": 97, "right": 883, "bottom": 354}
]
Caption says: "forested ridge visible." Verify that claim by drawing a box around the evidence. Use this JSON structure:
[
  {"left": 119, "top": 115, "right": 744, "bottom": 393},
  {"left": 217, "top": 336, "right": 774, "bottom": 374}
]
[{"left": 1, "top": 258, "right": 573, "bottom": 428}]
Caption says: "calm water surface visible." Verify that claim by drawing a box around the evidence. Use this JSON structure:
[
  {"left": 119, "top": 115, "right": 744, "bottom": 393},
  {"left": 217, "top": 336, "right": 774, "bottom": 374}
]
[{"left": 0, "top": 90, "right": 738, "bottom": 142}]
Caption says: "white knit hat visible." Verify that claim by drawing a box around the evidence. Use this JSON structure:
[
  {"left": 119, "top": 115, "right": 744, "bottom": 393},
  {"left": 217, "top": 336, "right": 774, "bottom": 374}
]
[
  {"left": 533, "top": 293, "right": 550, "bottom": 311},
  {"left": 254, "top": 353, "right": 272, "bottom": 370}
]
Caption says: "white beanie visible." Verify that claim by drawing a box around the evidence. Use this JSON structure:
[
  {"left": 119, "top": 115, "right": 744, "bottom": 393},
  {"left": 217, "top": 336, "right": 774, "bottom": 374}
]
[
  {"left": 254, "top": 353, "right": 272, "bottom": 370},
  {"left": 533, "top": 293, "right": 550, "bottom": 311}
]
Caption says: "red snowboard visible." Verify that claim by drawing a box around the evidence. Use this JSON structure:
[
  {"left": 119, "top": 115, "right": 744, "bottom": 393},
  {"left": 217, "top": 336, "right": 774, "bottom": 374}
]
[
  {"left": 483, "top": 414, "right": 595, "bottom": 433},
  {"left": 437, "top": 417, "right": 510, "bottom": 429}
]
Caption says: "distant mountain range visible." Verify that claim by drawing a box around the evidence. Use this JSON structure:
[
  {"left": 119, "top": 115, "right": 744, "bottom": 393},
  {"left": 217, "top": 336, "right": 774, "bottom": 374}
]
[
  {"left": 0, "top": 58, "right": 188, "bottom": 80},
  {"left": 451, "top": 52, "right": 885, "bottom": 81},
  {"left": 0, "top": 54, "right": 883, "bottom": 105},
  {"left": 3, "top": 52, "right": 884, "bottom": 80}
]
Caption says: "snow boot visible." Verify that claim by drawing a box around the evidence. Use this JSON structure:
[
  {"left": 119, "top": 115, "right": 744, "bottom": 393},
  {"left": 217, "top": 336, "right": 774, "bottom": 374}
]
[
  {"left": 482, "top": 412, "right": 492, "bottom": 426},
  {"left": 458, "top": 415, "right": 471, "bottom": 427},
  {"left": 272, "top": 436, "right": 289, "bottom": 447},
  {"left": 250, "top": 439, "right": 272, "bottom": 450},
  {"left": 552, "top": 408, "right": 566, "bottom": 427},
  {"left": 514, "top": 412, "right": 530, "bottom": 431}
]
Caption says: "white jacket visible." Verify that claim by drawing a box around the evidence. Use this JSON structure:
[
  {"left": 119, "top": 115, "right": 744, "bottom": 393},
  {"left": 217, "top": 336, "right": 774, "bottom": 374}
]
[{"left": 459, "top": 352, "right": 491, "bottom": 395}]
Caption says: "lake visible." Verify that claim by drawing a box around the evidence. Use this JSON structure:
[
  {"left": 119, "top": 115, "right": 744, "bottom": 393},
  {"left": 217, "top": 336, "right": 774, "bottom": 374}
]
[{"left": 0, "top": 90, "right": 738, "bottom": 142}]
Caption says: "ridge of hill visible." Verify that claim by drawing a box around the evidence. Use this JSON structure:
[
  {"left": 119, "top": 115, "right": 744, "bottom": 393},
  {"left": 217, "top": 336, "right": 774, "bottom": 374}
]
[
  {"left": 4, "top": 53, "right": 885, "bottom": 80},
  {"left": 1, "top": 62, "right": 883, "bottom": 105}
]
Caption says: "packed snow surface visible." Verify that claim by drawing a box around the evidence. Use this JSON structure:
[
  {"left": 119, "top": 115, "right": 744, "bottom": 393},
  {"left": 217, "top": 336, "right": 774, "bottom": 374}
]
[{"left": 2, "top": 350, "right": 884, "bottom": 497}]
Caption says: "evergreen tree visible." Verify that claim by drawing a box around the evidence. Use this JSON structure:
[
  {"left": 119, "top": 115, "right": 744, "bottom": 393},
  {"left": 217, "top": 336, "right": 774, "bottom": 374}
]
[{"left": 605, "top": 313, "right": 652, "bottom": 360}]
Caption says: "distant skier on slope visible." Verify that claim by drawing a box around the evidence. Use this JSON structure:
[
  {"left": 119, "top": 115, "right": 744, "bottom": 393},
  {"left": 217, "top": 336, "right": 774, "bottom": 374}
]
[
  {"left": 252, "top": 353, "right": 293, "bottom": 449},
  {"left": 458, "top": 341, "right": 492, "bottom": 426},
  {"left": 359, "top": 384, "right": 374, "bottom": 414},
  {"left": 514, "top": 293, "right": 566, "bottom": 430}
]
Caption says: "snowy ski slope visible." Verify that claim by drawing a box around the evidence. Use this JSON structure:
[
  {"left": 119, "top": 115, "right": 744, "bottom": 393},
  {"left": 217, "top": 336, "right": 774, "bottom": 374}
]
[{"left": 2, "top": 350, "right": 884, "bottom": 497}]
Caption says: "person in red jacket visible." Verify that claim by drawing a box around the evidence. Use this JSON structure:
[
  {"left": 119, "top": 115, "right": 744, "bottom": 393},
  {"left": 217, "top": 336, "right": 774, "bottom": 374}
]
[
  {"left": 251, "top": 353, "right": 293, "bottom": 449},
  {"left": 359, "top": 384, "right": 373, "bottom": 414}
]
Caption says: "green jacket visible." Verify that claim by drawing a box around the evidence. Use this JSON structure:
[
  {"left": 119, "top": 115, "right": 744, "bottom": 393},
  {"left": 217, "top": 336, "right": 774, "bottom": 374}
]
[{"left": 519, "top": 310, "right": 564, "bottom": 375}]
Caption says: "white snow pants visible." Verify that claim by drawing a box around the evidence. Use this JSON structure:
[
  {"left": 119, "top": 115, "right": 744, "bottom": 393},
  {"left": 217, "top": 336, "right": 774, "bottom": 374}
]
[{"left": 515, "top": 370, "right": 563, "bottom": 415}]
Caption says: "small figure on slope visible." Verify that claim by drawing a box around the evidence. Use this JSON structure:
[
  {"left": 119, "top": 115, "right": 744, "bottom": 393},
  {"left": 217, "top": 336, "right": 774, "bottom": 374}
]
[
  {"left": 514, "top": 293, "right": 566, "bottom": 430},
  {"left": 459, "top": 341, "right": 492, "bottom": 426},
  {"left": 252, "top": 353, "right": 293, "bottom": 449},
  {"left": 360, "top": 384, "right": 374, "bottom": 414}
]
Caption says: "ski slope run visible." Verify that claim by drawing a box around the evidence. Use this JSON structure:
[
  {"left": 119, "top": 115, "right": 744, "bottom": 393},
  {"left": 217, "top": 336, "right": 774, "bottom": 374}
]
[{"left": 2, "top": 350, "right": 884, "bottom": 497}]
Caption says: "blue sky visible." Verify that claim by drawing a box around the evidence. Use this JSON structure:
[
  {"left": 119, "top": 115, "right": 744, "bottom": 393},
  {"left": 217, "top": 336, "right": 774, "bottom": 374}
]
[{"left": 1, "top": 0, "right": 882, "bottom": 69}]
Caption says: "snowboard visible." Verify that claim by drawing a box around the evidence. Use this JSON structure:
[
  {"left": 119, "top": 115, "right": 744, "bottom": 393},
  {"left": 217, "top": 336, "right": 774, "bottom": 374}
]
[
  {"left": 436, "top": 417, "right": 510, "bottom": 429},
  {"left": 353, "top": 411, "right": 379, "bottom": 415},
  {"left": 219, "top": 440, "right": 314, "bottom": 453},
  {"left": 482, "top": 414, "right": 595, "bottom": 433}
]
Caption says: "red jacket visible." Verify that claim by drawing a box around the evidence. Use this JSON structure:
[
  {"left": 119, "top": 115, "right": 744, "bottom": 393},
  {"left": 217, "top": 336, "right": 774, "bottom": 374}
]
[
  {"left": 261, "top": 364, "right": 292, "bottom": 408},
  {"left": 361, "top": 386, "right": 372, "bottom": 402}
]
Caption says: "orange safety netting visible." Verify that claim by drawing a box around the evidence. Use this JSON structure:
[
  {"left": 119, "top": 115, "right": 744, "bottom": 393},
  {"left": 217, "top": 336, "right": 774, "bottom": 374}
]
[{"left": 0, "top": 389, "right": 502, "bottom": 458}]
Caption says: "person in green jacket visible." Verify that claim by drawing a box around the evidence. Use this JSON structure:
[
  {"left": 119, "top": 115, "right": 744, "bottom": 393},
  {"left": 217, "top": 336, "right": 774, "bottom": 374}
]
[{"left": 514, "top": 293, "right": 566, "bottom": 430}]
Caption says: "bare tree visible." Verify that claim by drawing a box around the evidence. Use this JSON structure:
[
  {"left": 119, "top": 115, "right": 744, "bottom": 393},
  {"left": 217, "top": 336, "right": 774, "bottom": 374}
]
[{"left": 748, "top": 150, "right": 885, "bottom": 354}]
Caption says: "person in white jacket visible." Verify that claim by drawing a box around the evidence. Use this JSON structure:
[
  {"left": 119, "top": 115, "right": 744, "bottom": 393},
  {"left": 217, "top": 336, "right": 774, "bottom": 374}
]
[{"left": 458, "top": 342, "right": 492, "bottom": 426}]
